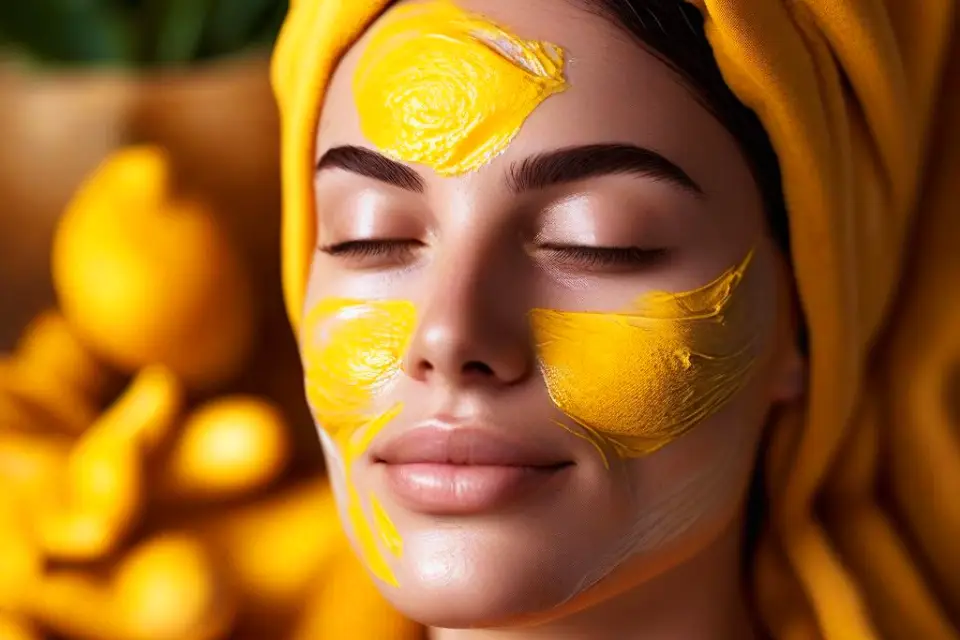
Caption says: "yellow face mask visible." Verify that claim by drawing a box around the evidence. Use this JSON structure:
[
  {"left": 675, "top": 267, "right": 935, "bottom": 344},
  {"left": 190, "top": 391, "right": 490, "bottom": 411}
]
[
  {"left": 300, "top": 298, "right": 416, "bottom": 587},
  {"left": 300, "top": 1, "right": 574, "bottom": 589},
  {"left": 353, "top": 0, "right": 569, "bottom": 176},
  {"left": 300, "top": 250, "right": 766, "bottom": 584},
  {"left": 301, "top": 0, "right": 768, "bottom": 588},
  {"left": 531, "top": 250, "right": 766, "bottom": 465}
]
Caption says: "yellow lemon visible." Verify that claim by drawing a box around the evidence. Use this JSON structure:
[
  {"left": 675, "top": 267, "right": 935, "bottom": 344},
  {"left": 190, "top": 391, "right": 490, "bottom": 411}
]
[
  {"left": 157, "top": 396, "right": 290, "bottom": 501},
  {"left": 114, "top": 534, "right": 234, "bottom": 640},
  {"left": 15, "top": 310, "right": 113, "bottom": 405},
  {"left": 196, "top": 480, "right": 340, "bottom": 610},
  {"left": 52, "top": 146, "right": 256, "bottom": 391},
  {"left": 25, "top": 535, "right": 232, "bottom": 640}
]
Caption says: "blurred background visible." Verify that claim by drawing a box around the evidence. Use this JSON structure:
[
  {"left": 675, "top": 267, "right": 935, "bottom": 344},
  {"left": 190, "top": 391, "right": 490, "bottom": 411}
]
[{"left": 0, "top": 3, "right": 344, "bottom": 639}]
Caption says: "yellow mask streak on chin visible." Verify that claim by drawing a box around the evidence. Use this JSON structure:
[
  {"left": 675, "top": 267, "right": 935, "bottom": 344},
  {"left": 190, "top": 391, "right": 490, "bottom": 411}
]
[
  {"left": 354, "top": 0, "right": 568, "bottom": 176},
  {"left": 532, "top": 250, "right": 762, "bottom": 458},
  {"left": 371, "top": 493, "right": 403, "bottom": 557},
  {"left": 301, "top": 299, "right": 415, "bottom": 586}
]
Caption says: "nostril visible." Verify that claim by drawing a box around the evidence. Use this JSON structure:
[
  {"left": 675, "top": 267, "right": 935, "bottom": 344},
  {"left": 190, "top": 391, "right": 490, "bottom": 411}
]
[{"left": 463, "top": 361, "right": 495, "bottom": 376}]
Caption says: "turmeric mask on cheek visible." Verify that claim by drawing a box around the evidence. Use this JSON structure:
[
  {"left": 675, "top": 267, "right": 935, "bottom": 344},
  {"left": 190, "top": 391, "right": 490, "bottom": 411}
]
[
  {"left": 531, "top": 251, "right": 765, "bottom": 459},
  {"left": 300, "top": 299, "right": 416, "bottom": 587},
  {"left": 353, "top": 0, "right": 568, "bottom": 176}
]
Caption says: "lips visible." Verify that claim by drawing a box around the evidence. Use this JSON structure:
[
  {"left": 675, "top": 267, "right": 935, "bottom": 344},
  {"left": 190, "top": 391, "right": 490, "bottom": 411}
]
[
  {"left": 372, "top": 423, "right": 572, "bottom": 467},
  {"left": 371, "top": 421, "right": 574, "bottom": 515}
]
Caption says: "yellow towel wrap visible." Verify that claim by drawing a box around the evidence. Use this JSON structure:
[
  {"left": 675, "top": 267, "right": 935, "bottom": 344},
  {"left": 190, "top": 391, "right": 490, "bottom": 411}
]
[{"left": 271, "top": 1, "right": 960, "bottom": 637}]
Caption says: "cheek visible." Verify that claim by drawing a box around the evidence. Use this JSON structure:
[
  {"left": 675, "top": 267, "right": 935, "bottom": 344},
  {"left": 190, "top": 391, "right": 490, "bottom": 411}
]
[
  {"left": 300, "top": 298, "right": 415, "bottom": 441},
  {"left": 608, "top": 294, "right": 780, "bottom": 567},
  {"left": 630, "top": 395, "right": 765, "bottom": 537},
  {"left": 531, "top": 250, "right": 771, "bottom": 460},
  {"left": 644, "top": 423, "right": 759, "bottom": 554},
  {"left": 300, "top": 298, "right": 417, "bottom": 588},
  {"left": 582, "top": 395, "right": 765, "bottom": 593}
]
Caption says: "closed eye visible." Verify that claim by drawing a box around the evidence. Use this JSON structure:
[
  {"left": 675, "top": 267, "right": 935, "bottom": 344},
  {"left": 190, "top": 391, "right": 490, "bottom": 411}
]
[
  {"left": 317, "top": 240, "right": 667, "bottom": 272},
  {"left": 537, "top": 244, "right": 668, "bottom": 271},
  {"left": 318, "top": 239, "right": 424, "bottom": 265}
]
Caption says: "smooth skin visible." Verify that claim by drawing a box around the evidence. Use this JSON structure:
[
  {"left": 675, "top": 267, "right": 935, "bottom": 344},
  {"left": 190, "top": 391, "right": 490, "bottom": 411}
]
[{"left": 304, "top": 0, "right": 805, "bottom": 638}]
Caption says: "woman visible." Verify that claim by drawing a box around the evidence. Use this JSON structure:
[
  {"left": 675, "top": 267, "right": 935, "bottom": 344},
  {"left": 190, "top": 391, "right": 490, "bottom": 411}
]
[{"left": 272, "top": 0, "right": 960, "bottom": 638}]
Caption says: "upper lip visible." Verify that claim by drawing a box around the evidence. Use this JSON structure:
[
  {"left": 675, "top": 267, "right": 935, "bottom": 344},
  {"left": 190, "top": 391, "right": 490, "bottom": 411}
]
[{"left": 371, "top": 419, "right": 573, "bottom": 467}]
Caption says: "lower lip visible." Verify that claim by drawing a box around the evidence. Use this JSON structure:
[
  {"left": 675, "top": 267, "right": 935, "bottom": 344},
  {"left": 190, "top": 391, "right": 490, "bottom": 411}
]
[{"left": 379, "top": 462, "right": 571, "bottom": 515}]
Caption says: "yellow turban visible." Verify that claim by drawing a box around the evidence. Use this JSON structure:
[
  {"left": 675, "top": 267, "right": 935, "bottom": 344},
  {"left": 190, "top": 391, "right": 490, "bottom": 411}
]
[{"left": 272, "top": 1, "right": 960, "bottom": 637}]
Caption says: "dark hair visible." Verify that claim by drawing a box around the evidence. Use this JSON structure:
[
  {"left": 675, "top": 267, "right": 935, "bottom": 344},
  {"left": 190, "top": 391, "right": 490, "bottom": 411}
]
[{"left": 582, "top": 0, "right": 790, "bottom": 255}]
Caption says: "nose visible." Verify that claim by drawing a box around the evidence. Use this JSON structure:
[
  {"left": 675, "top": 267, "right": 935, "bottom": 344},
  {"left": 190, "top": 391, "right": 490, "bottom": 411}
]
[{"left": 403, "top": 256, "right": 533, "bottom": 389}]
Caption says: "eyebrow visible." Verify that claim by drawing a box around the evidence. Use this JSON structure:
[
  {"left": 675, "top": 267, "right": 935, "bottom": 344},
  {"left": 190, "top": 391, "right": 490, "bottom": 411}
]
[
  {"left": 316, "top": 142, "right": 703, "bottom": 197},
  {"left": 506, "top": 143, "right": 704, "bottom": 197},
  {"left": 316, "top": 145, "right": 424, "bottom": 192}
]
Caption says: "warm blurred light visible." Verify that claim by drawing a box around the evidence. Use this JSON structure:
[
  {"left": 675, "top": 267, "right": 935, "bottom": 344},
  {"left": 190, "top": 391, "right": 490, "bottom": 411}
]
[{"left": 0, "top": 10, "right": 326, "bottom": 630}]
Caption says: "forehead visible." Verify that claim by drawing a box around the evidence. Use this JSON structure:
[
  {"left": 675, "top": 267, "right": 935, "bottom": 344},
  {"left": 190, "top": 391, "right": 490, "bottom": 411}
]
[{"left": 317, "top": 0, "right": 736, "bottom": 188}]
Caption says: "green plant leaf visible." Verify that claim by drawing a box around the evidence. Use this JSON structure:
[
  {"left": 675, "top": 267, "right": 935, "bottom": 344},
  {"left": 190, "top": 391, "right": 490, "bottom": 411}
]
[
  {"left": 0, "top": 0, "right": 286, "bottom": 67},
  {"left": 151, "top": 0, "right": 215, "bottom": 65},
  {"left": 247, "top": 0, "right": 288, "bottom": 49},
  {"left": 0, "top": 0, "right": 135, "bottom": 66},
  {"left": 201, "top": 0, "right": 285, "bottom": 59}
]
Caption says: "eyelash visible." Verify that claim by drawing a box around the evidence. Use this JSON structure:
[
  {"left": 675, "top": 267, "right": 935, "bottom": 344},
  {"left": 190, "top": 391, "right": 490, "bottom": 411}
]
[
  {"left": 318, "top": 240, "right": 666, "bottom": 269},
  {"left": 538, "top": 244, "right": 667, "bottom": 268},
  {"left": 318, "top": 239, "right": 422, "bottom": 260}
]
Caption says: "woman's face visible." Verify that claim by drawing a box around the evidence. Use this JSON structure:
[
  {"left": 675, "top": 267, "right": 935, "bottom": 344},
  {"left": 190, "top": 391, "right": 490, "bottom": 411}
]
[{"left": 302, "top": 0, "right": 802, "bottom": 629}]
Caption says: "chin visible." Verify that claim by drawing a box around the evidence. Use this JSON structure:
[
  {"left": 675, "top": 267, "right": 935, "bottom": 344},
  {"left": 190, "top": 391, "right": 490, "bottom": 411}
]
[
  {"left": 375, "top": 526, "right": 583, "bottom": 629},
  {"left": 367, "top": 509, "right": 743, "bottom": 631}
]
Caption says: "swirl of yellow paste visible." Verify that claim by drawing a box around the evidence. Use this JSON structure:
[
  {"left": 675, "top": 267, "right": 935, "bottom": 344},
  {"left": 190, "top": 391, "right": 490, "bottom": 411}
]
[
  {"left": 353, "top": 0, "right": 568, "bottom": 176},
  {"left": 300, "top": 299, "right": 416, "bottom": 586},
  {"left": 530, "top": 250, "right": 767, "bottom": 459},
  {"left": 301, "top": 299, "right": 414, "bottom": 439}
]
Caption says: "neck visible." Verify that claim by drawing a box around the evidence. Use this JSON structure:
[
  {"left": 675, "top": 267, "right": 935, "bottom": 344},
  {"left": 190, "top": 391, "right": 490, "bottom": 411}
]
[{"left": 429, "top": 520, "right": 755, "bottom": 640}]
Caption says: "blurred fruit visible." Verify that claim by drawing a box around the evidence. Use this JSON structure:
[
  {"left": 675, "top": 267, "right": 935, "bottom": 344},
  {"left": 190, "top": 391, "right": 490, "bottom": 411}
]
[
  {"left": 88, "top": 365, "right": 183, "bottom": 451},
  {"left": 52, "top": 146, "right": 256, "bottom": 391},
  {"left": 114, "top": 534, "right": 234, "bottom": 640},
  {"left": 157, "top": 396, "right": 290, "bottom": 501},
  {"left": 15, "top": 310, "right": 113, "bottom": 404},
  {"left": 26, "top": 534, "right": 233, "bottom": 640},
  {"left": 1, "top": 310, "right": 113, "bottom": 435},
  {"left": 37, "top": 435, "right": 142, "bottom": 562},
  {"left": 292, "top": 546, "right": 420, "bottom": 640},
  {"left": 21, "top": 572, "right": 113, "bottom": 640},
  {"left": 0, "top": 494, "right": 42, "bottom": 612},
  {"left": 0, "top": 612, "right": 40, "bottom": 640},
  {"left": 0, "top": 355, "right": 95, "bottom": 435},
  {"left": 0, "top": 430, "right": 70, "bottom": 498},
  {"left": 0, "top": 384, "right": 64, "bottom": 434},
  {"left": 197, "top": 480, "right": 341, "bottom": 612},
  {"left": 35, "top": 366, "right": 183, "bottom": 560}
]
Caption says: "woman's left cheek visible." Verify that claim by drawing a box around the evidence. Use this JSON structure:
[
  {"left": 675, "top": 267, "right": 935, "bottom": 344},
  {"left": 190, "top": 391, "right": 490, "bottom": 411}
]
[{"left": 531, "top": 250, "right": 771, "bottom": 461}]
